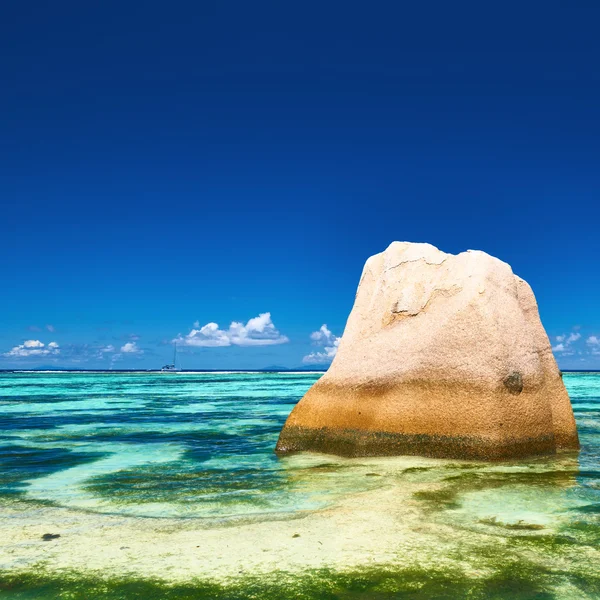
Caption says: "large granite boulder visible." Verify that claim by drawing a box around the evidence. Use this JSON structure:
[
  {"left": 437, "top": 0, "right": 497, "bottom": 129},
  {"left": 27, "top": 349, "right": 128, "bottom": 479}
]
[{"left": 277, "top": 242, "right": 579, "bottom": 459}]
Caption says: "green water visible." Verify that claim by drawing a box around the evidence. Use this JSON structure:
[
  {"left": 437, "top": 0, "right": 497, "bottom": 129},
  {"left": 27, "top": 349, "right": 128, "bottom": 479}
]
[{"left": 0, "top": 371, "right": 599, "bottom": 598}]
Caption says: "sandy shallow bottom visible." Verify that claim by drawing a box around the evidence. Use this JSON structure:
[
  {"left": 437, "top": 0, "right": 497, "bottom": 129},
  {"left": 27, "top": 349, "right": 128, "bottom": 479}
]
[{"left": 1, "top": 453, "right": 600, "bottom": 599}]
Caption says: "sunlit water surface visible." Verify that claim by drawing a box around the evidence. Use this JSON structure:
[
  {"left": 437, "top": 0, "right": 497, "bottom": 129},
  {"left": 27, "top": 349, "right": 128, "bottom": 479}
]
[{"left": 0, "top": 371, "right": 599, "bottom": 599}]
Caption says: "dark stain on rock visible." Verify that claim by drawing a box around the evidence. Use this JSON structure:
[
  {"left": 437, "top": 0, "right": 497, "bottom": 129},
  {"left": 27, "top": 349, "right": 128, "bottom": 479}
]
[
  {"left": 503, "top": 371, "right": 523, "bottom": 395},
  {"left": 276, "top": 425, "right": 556, "bottom": 460},
  {"left": 41, "top": 533, "right": 60, "bottom": 541}
]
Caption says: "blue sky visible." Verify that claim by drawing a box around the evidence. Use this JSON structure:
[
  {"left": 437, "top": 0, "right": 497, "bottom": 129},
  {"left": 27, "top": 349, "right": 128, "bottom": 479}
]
[{"left": 1, "top": 1, "right": 599, "bottom": 370}]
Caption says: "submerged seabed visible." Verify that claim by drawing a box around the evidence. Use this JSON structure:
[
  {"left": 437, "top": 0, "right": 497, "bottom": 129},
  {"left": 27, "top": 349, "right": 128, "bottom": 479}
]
[{"left": 0, "top": 372, "right": 599, "bottom": 599}]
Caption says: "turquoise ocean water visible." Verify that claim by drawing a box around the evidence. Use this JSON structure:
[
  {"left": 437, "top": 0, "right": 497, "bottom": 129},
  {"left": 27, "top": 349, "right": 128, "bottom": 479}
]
[{"left": 0, "top": 371, "right": 599, "bottom": 598}]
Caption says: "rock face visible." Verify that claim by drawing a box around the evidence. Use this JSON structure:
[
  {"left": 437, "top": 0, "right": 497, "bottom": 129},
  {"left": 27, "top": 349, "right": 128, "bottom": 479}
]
[{"left": 277, "top": 242, "right": 579, "bottom": 460}]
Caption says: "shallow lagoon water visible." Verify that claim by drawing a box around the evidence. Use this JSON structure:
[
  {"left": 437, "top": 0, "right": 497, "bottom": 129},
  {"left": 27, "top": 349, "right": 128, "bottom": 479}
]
[{"left": 0, "top": 371, "right": 599, "bottom": 598}]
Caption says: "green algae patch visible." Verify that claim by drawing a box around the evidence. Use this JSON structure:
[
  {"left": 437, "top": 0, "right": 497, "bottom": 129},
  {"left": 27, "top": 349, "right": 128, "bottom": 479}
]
[
  {"left": 399, "top": 466, "right": 434, "bottom": 474},
  {"left": 442, "top": 468, "right": 578, "bottom": 490},
  {"left": 0, "top": 564, "right": 563, "bottom": 600},
  {"left": 77, "top": 458, "right": 388, "bottom": 519},
  {"left": 411, "top": 466, "right": 583, "bottom": 517},
  {"left": 412, "top": 486, "right": 461, "bottom": 510},
  {"left": 82, "top": 466, "right": 286, "bottom": 505},
  {"left": 478, "top": 517, "right": 545, "bottom": 531}
]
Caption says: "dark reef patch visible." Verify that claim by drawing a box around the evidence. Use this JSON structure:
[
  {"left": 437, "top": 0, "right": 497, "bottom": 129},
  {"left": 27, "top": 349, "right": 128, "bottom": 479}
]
[{"left": 0, "top": 445, "right": 107, "bottom": 497}]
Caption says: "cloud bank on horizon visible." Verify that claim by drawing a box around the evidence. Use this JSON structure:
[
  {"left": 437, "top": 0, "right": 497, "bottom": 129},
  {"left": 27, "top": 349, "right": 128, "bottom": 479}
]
[
  {"left": 2, "top": 321, "right": 600, "bottom": 368},
  {"left": 552, "top": 329, "right": 600, "bottom": 358}
]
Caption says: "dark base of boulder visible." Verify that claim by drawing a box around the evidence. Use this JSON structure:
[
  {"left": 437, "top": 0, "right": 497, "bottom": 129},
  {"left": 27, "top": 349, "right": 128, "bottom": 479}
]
[{"left": 275, "top": 426, "right": 558, "bottom": 460}]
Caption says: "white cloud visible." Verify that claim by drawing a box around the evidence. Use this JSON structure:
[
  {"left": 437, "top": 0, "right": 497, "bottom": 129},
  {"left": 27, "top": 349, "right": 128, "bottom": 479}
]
[
  {"left": 229, "top": 313, "right": 289, "bottom": 346},
  {"left": 553, "top": 329, "right": 584, "bottom": 355},
  {"left": 303, "top": 324, "right": 341, "bottom": 364},
  {"left": 587, "top": 336, "right": 600, "bottom": 355},
  {"left": 121, "top": 342, "right": 142, "bottom": 354},
  {"left": 96, "top": 344, "right": 116, "bottom": 358},
  {"left": 92, "top": 344, "right": 117, "bottom": 359},
  {"left": 24, "top": 340, "right": 44, "bottom": 348},
  {"left": 179, "top": 322, "right": 231, "bottom": 347},
  {"left": 309, "top": 324, "right": 336, "bottom": 344},
  {"left": 46, "top": 324, "right": 55, "bottom": 332},
  {"left": 175, "top": 313, "right": 289, "bottom": 348},
  {"left": 3, "top": 340, "right": 60, "bottom": 358}
]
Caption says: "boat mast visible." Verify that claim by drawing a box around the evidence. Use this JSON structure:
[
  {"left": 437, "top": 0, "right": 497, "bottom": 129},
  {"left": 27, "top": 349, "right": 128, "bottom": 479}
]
[{"left": 173, "top": 342, "right": 177, "bottom": 367}]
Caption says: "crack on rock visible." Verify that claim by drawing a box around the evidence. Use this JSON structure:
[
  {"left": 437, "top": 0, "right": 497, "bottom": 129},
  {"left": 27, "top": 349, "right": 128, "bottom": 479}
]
[
  {"left": 384, "top": 285, "right": 463, "bottom": 327},
  {"left": 421, "top": 285, "right": 462, "bottom": 311},
  {"left": 391, "top": 302, "right": 420, "bottom": 316},
  {"left": 385, "top": 255, "right": 448, "bottom": 271}
]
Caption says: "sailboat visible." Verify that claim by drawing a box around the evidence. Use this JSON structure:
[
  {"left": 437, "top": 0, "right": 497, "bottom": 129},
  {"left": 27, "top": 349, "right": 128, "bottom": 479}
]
[{"left": 161, "top": 343, "right": 181, "bottom": 372}]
